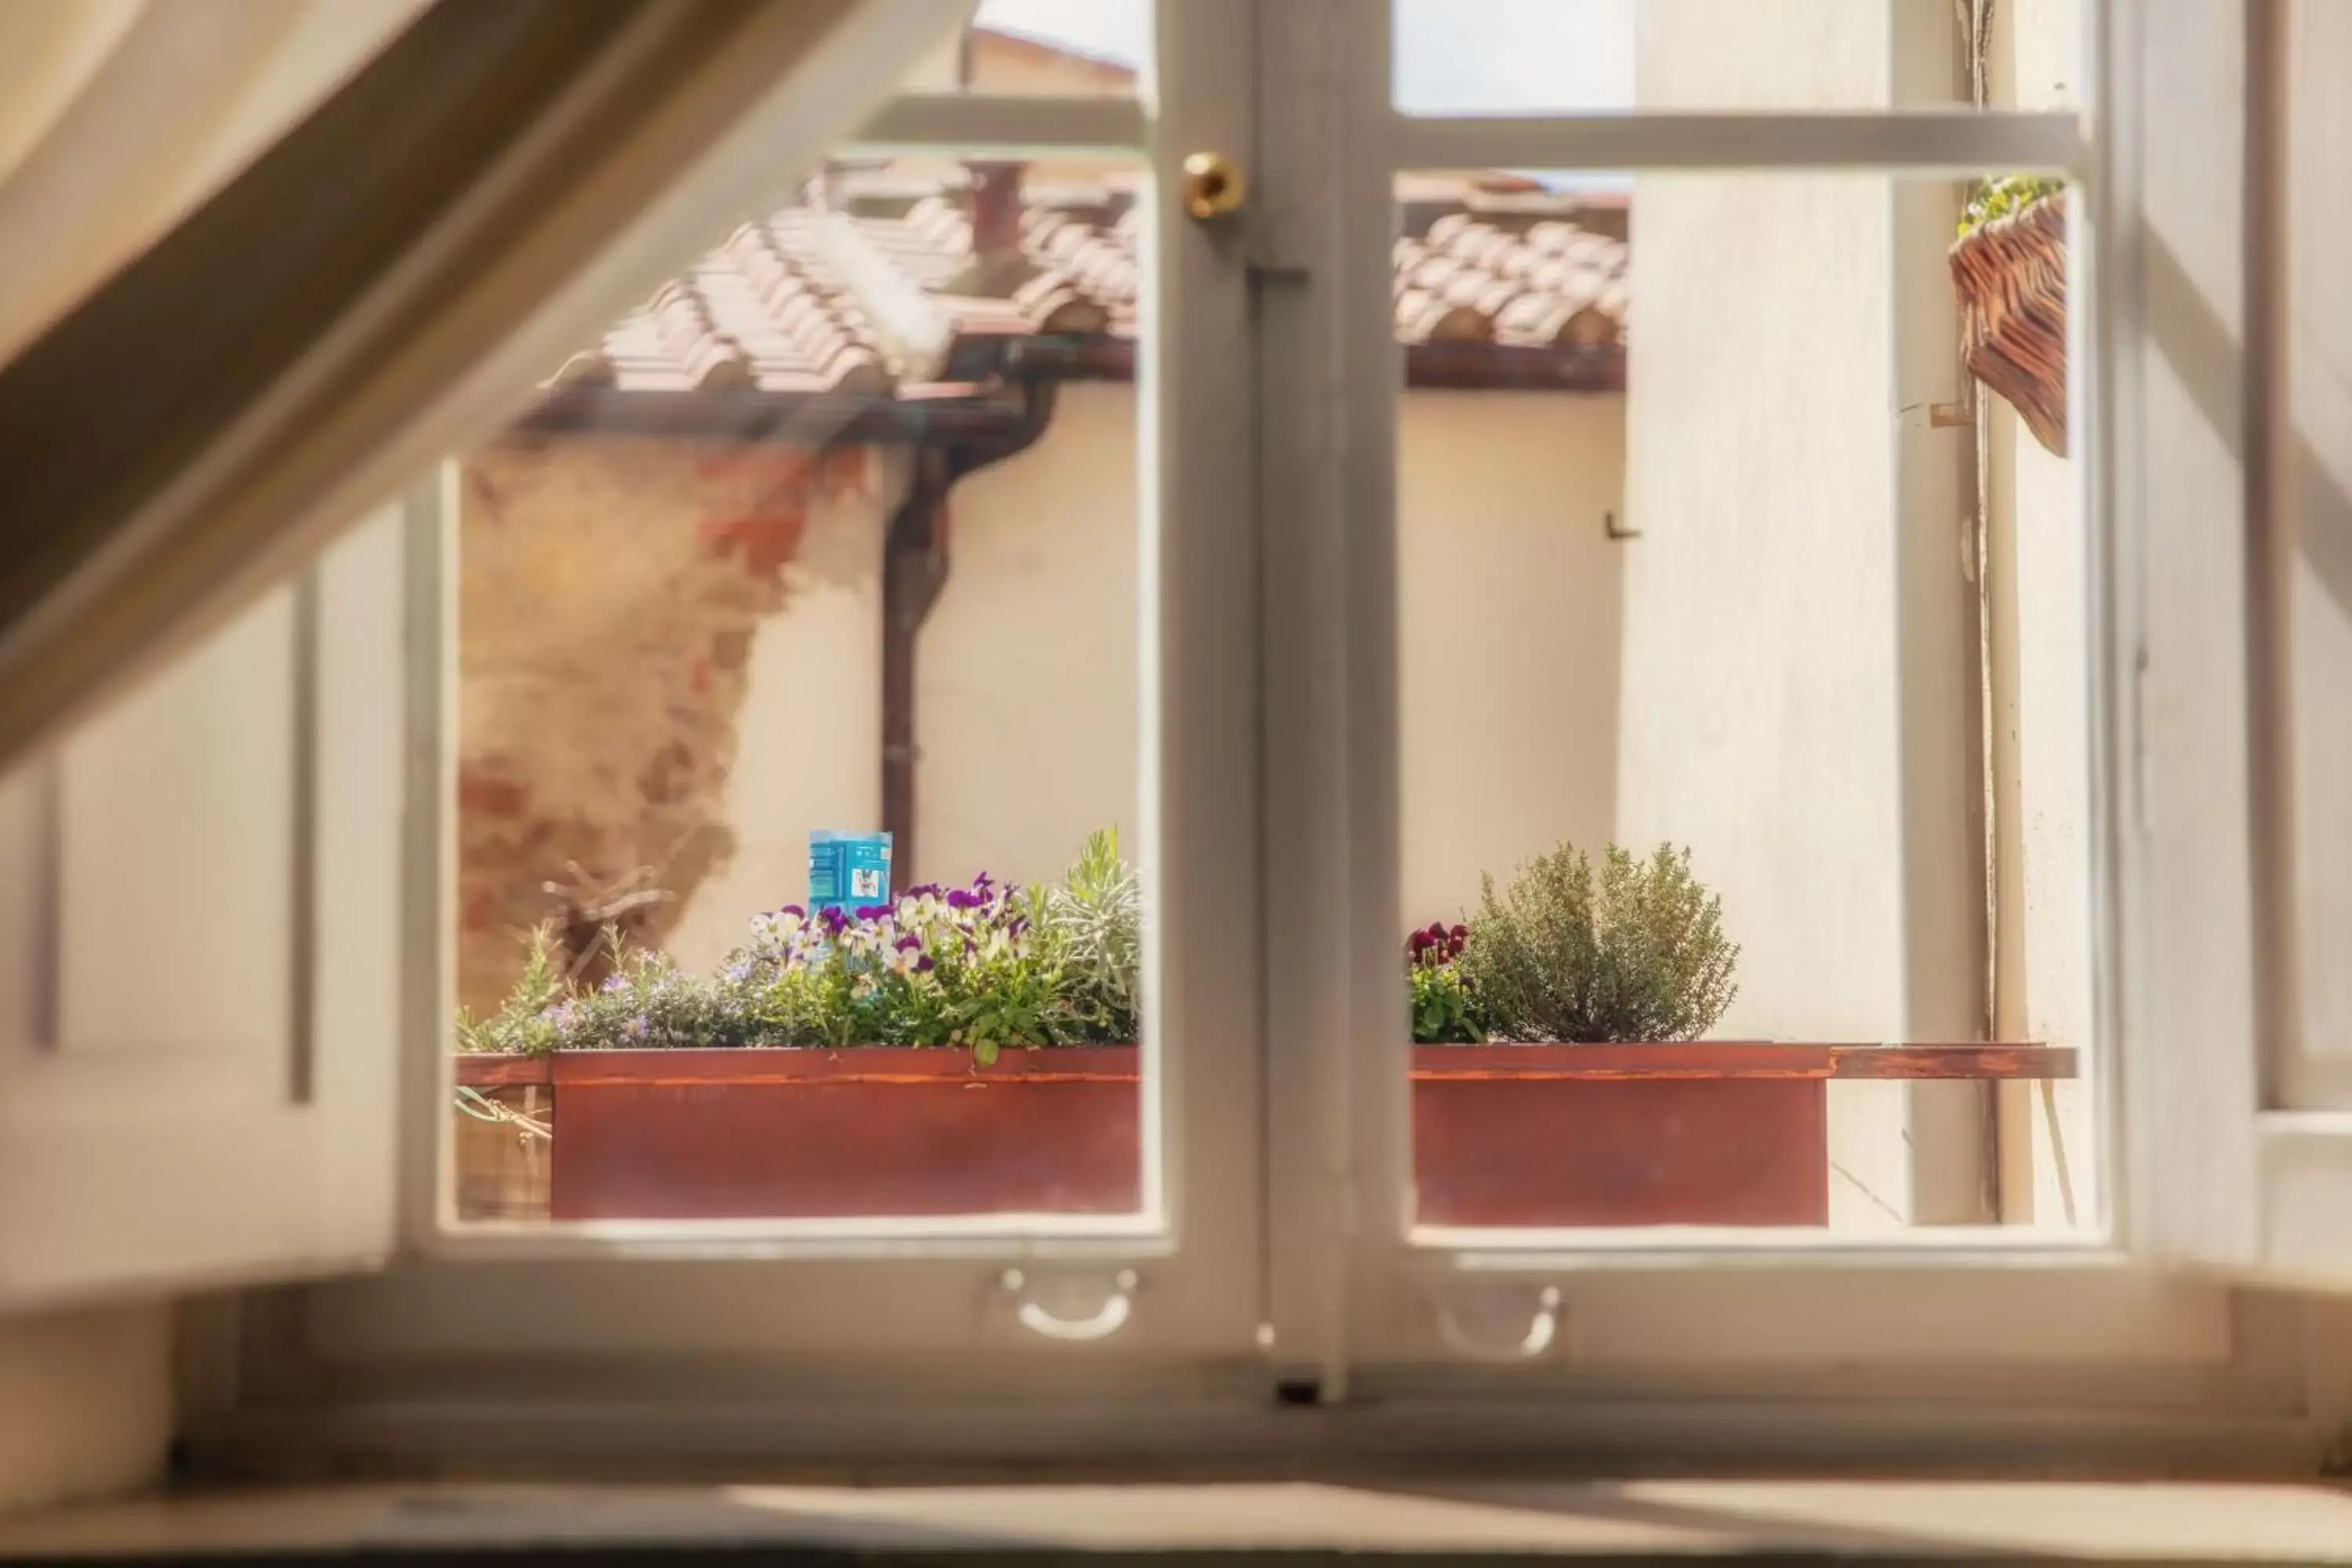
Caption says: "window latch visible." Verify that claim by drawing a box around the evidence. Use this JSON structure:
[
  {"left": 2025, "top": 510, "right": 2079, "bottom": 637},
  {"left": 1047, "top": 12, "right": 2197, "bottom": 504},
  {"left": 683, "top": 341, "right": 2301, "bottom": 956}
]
[
  {"left": 1435, "top": 1283, "right": 1563, "bottom": 1363},
  {"left": 1000, "top": 1267, "right": 1139, "bottom": 1343}
]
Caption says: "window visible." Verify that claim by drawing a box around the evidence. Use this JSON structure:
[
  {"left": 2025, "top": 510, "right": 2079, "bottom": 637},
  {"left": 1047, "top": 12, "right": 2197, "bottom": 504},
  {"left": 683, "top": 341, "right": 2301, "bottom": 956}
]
[
  {"left": 211, "top": 0, "right": 2352, "bottom": 1468},
  {"left": 1388, "top": 164, "right": 2094, "bottom": 1240}
]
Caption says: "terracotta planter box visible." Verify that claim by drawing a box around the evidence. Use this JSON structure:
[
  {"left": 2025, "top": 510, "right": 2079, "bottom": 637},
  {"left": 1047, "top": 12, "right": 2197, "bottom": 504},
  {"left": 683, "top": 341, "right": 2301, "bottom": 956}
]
[
  {"left": 1413, "top": 1047, "right": 1827, "bottom": 1225},
  {"left": 453, "top": 1042, "right": 2075, "bottom": 1225},
  {"left": 543, "top": 1047, "right": 1137, "bottom": 1221}
]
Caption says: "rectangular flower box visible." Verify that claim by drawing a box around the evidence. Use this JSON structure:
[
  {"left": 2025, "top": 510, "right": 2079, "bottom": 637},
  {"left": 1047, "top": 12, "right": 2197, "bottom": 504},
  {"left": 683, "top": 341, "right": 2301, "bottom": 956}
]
[{"left": 452, "top": 1042, "right": 2074, "bottom": 1225}]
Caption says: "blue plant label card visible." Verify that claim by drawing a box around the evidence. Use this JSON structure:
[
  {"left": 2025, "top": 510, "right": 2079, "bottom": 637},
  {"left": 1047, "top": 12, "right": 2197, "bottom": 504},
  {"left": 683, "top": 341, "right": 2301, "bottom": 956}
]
[{"left": 809, "top": 829, "right": 894, "bottom": 913}]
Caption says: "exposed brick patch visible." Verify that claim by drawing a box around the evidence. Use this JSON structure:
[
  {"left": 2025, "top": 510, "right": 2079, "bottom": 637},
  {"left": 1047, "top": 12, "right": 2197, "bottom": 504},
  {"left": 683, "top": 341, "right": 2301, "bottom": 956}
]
[
  {"left": 637, "top": 741, "right": 695, "bottom": 806},
  {"left": 710, "top": 628, "right": 753, "bottom": 671},
  {"left": 456, "top": 437, "right": 836, "bottom": 1014},
  {"left": 457, "top": 765, "right": 529, "bottom": 816}
]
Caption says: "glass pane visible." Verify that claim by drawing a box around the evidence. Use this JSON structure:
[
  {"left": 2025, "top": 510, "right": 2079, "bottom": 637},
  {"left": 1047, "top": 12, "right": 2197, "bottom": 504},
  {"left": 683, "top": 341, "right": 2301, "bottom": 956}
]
[
  {"left": 1392, "top": 0, "right": 2078, "bottom": 115},
  {"left": 450, "top": 145, "right": 1149, "bottom": 1225},
  {"left": 897, "top": 0, "right": 1146, "bottom": 96},
  {"left": 1392, "top": 169, "right": 2095, "bottom": 1235}
]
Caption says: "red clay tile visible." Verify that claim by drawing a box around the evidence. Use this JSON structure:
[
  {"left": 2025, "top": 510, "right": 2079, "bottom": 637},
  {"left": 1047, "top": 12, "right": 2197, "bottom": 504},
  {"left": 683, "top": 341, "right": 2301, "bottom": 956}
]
[{"left": 555, "top": 170, "right": 1628, "bottom": 398}]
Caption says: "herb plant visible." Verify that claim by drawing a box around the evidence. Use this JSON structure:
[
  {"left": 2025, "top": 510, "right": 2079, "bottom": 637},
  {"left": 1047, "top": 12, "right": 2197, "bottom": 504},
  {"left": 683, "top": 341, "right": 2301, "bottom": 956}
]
[
  {"left": 454, "top": 924, "right": 568, "bottom": 1056},
  {"left": 1037, "top": 826, "right": 1142, "bottom": 1042},
  {"left": 1455, "top": 841, "right": 1738, "bottom": 1044}
]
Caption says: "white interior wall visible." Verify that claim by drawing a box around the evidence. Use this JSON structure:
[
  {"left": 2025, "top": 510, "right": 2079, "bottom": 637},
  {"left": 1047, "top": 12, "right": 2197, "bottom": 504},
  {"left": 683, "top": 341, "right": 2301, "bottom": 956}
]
[
  {"left": 0, "top": 741, "right": 177, "bottom": 1512},
  {"left": 0, "top": 1306, "right": 172, "bottom": 1517}
]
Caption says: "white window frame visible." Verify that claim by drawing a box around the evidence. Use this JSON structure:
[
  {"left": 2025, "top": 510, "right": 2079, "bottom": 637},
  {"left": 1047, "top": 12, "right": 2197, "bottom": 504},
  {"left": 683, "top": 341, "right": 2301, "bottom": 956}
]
[
  {"left": 1247, "top": 0, "right": 2249, "bottom": 1399},
  {"left": 313, "top": 1, "right": 1269, "bottom": 1374},
  {"left": 2118, "top": 0, "right": 2352, "bottom": 1293},
  {"left": 230, "top": 0, "right": 2352, "bottom": 1472}
]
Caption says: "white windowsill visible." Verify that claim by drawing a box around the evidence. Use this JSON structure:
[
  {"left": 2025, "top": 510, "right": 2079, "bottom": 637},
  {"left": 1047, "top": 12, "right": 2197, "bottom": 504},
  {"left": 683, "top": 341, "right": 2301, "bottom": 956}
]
[{"left": 8, "top": 1480, "right": 2352, "bottom": 1562}]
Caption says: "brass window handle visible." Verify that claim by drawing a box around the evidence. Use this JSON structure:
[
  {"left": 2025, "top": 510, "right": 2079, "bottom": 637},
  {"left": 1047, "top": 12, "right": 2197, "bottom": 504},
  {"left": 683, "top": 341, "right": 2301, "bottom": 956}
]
[{"left": 1181, "top": 151, "right": 1245, "bottom": 220}]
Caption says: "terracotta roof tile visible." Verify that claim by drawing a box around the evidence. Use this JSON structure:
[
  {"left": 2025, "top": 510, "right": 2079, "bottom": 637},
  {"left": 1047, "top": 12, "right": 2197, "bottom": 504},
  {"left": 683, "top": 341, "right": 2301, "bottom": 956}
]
[{"left": 560, "top": 172, "right": 1627, "bottom": 399}]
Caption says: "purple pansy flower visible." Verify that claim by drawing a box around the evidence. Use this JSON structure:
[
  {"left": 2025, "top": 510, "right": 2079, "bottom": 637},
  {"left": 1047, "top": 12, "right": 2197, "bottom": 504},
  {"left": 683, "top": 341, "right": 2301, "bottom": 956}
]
[
  {"left": 624, "top": 1014, "right": 649, "bottom": 1040},
  {"left": 893, "top": 935, "right": 923, "bottom": 953},
  {"left": 946, "top": 888, "right": 979, "bottom": 910}
]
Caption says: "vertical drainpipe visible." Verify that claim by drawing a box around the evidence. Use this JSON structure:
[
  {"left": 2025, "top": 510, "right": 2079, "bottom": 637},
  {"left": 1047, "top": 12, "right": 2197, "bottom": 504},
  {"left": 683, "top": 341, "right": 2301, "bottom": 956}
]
[
  {"left": 884, "top": 446, "right": 946, "bottom": 884},
  {"left": 1890, "top": 0, "right": 1996, "bottom": 1224},
  {"left": 1971, "top": 0, "right": 2038, "bottom": 1224},
  {"left": 878, "top": 156, "right": 1061, "bottom": 884},
  {"left": 880, "top": 446, "right": 952, "bottom": 884}
]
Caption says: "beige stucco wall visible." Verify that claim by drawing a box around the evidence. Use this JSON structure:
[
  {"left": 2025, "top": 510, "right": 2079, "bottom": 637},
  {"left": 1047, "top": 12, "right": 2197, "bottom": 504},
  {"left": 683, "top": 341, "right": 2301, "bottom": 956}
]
[
  {"left": 663, "top": 385, "right": 1629, "bottom": 960},
  {"left": 919, "top": 387, "right": 1143, "bottom": 894},
  {"left": 902, "top": 25, "right": 1134, "bottom": 96},
  {"left": 659, "top": 387, "right": 1637, "bottom": 964},
  {"left": 1626, "top": 1, "right": 1984, "bottom": 1229},
  {"left": 458, "top": 437, "right": 890, "bottom": 1007},
  {"left": 1635, "top": 0, "right": 1889, "bottom": 110},
  {"left": 1996, "top": 402, "right": 2096, "bottom": 1227},
  {"left": 1399, "top": 394, "right": 1628, "bottom": 923},
  {"left": 663, "top": 459, "right": 901, "bottom": 968},
  {"left": 0, "top": 1305, "right": 171, "bottom": 1516},
  {"left": 1991, "top": 0, "right": 2096, "bottom": 1225}
]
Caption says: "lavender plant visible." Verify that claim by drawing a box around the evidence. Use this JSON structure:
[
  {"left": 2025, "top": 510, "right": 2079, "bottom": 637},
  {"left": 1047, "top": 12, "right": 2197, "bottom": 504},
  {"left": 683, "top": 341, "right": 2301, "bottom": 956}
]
[{"left": 1037, "top": 826, "right": 1142, "bottom": 1042}]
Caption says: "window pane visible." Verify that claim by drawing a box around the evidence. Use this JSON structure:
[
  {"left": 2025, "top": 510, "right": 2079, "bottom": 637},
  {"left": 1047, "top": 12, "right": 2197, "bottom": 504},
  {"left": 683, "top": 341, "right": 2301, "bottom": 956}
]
[
  {"left": 450, "top": 147, "right": 1150, "bottom": 1227},
  {"left": 1392, "top": 0, "right": 2078, "bottom": 115},
  {"left": 1391, "top": 169, "right": 2094, "bottom": 1235}
]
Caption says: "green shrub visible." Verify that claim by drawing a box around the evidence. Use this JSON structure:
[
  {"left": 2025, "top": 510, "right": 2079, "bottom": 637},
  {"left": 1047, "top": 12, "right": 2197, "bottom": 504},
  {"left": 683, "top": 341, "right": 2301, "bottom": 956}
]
[{"left": 1456, "top": 841, "right": 1738, "bottom": 1044}]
